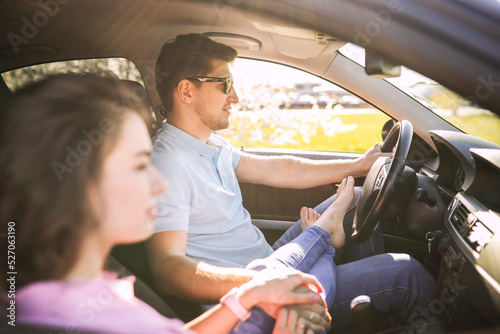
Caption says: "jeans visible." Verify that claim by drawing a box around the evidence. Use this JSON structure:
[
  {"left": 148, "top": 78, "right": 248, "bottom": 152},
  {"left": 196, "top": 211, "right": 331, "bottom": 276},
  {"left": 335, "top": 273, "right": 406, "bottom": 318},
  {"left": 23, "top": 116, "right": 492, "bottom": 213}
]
[
  {"left": 232, "top": 225, "right": 336, "bottom": 334},
  {"left": 273, "top": 187, "right": 385, "bottom": 264},
  {"left": 232, "top": 187, "right": 437, "bottom": 333}
]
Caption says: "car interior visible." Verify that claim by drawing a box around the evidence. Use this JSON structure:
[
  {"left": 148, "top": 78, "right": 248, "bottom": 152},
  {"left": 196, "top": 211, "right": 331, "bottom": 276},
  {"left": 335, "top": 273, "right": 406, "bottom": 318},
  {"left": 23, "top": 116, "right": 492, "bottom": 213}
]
[{"left": 1, "top": 0, "right": 500, "bottom": 333}]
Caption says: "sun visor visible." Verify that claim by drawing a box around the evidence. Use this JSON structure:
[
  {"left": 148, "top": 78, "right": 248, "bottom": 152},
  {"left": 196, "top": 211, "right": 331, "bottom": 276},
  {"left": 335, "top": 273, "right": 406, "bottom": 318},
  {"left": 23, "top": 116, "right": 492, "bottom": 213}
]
[
  {"left": 203, "top": 33, "right": 261, "bottom": 52},
  {"left": 252, "top": 21, "right": 345, "bottom": 59}
]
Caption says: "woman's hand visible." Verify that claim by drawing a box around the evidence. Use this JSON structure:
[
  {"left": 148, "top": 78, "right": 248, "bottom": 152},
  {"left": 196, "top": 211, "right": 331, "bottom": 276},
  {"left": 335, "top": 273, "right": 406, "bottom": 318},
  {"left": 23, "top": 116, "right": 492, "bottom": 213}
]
[{"left": 236, "top": 268, "right": 327, "bottom": 319}]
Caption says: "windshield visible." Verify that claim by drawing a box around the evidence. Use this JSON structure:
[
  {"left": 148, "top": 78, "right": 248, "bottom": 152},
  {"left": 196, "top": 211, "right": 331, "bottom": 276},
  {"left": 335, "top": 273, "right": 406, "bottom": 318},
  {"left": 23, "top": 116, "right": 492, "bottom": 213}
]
[{"left": 339, "top": 44, "right": 500, "bottom": 146}]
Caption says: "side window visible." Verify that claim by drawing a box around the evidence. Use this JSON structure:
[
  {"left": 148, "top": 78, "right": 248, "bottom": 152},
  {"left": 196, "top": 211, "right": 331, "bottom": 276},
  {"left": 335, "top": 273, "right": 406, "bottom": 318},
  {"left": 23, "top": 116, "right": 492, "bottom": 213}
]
[
  {"left": 1, "top": 58, "right": 156, "bottom": 130},
  {"left": 2, "top": 58, "right": 144, "bottom": 91},
  {"left": 220, "top": 58, "right": 390, "bottom": 153}
]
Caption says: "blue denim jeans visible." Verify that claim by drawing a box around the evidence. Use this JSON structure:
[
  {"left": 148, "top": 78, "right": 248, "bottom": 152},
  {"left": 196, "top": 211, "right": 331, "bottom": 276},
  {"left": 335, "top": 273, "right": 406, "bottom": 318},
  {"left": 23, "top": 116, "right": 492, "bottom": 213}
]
[
  {"left": 279, "top": 189, "right": 437, "bottom": 329},
  {"left": 232, "top": 225, "right": 336, "bottom": 334},
  {"left": 232, "top": 187, "right": 437, "bottom": 333}
]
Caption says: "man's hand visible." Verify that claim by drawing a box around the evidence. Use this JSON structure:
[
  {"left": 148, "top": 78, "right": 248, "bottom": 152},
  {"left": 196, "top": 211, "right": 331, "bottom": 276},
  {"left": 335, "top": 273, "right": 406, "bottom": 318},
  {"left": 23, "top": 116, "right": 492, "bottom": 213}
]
[
  {"left": 283, "top": 285, "right": 331, "bottom": 333},
  {"left": 355, "top": 142, "right": 392, "bottom": 176},
  {"left": 273, "top": 308, "right": 313, "bottom": 334}
]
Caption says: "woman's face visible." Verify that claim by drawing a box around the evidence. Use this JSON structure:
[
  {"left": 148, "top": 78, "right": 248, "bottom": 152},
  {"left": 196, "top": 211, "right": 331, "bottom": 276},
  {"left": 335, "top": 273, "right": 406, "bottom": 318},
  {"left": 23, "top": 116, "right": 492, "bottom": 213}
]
[{"left": 96, "top": 112, "right": 167, "bottom": 246}]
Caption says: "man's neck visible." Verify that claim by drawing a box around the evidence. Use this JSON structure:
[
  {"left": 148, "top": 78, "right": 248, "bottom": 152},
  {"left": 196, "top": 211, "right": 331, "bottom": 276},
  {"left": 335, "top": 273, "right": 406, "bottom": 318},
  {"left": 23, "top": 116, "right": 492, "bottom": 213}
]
[{"left": 167, "top": 116, "right": 211, "bottom": 143}]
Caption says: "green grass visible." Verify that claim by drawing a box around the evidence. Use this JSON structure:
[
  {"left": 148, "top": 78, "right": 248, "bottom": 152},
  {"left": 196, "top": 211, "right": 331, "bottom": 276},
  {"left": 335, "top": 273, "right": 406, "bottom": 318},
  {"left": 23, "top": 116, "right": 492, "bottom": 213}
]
[
  {"left": 286, "top": 113, "right": 390, "bottom": 152},
  {"left": 220, "top": 110, "right": 500, "bottom": 153},
  {"left": 220, "top": 111, "right": 391, "bottom": 153}
]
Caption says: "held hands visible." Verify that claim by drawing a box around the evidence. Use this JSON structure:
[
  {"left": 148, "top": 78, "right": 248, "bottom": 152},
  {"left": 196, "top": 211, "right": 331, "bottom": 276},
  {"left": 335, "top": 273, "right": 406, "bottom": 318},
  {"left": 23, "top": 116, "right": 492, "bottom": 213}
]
[
  {"left": 355, "top": 142, "right": 393, "bottom": 177},
  {"left": 237, "top": 268, "right": 331, "bottom": 332},
  {"left": 281, "top": 286, "right": 331, "bottom": 332},
  {"left": 272, "top": 308, "right": 313, "bottom": 334},
  {"left": 236, "top": 267, "right": 326, "bottom": 316}
]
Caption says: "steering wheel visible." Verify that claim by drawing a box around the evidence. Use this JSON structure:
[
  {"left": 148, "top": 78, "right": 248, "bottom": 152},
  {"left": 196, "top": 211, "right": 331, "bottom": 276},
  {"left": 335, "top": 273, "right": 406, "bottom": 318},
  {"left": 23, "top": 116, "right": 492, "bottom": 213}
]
[{"left": 351, "top": 120, "right": 413, "bottom": 243}]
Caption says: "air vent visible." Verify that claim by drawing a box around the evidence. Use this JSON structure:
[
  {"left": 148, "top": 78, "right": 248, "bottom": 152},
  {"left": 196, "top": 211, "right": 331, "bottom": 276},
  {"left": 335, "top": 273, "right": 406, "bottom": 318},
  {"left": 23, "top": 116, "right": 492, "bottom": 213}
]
[
  {"left": 450, "top": 202, "right": 470, "bottom": 233},
  {"left": 449, "top": 200, "right": 494, "bottom": 256}
]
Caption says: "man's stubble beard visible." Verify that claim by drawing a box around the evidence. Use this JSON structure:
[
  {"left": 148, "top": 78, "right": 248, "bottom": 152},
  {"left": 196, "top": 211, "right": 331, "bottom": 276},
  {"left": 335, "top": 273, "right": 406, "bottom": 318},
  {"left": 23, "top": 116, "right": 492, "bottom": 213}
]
[{"left": 194, "top": 99, "right": 230, "bottom": 131}]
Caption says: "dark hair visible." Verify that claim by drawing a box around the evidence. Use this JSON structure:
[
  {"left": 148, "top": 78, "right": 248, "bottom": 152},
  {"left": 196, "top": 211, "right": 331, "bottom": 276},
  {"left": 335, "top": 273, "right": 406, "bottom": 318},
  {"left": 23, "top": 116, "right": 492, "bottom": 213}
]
[
  {"left": 155, "top": 33, "right": 238, "bottom": 118},
  {"left": 0, "top": 73, "right": 151, "bottom": 289}
]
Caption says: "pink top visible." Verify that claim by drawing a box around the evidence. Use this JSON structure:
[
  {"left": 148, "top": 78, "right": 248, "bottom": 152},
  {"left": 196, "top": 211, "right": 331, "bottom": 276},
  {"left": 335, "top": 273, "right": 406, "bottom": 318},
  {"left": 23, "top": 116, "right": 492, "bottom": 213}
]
[{"left": 17, "top": 272, "right": 194, "bottom": 334}]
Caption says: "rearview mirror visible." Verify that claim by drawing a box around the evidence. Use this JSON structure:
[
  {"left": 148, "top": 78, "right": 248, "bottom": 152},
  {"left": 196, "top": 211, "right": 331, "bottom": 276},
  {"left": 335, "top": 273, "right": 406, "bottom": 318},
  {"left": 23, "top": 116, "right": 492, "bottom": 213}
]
[{"left": 365, "top": 49, "right": 401, "bottom": 78}]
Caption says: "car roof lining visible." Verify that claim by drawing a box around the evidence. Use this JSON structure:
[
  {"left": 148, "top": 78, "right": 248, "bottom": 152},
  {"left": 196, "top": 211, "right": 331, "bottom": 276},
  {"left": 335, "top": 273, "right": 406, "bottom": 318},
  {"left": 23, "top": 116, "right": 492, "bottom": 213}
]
[
  {"left": 2, "top": 0, "right": 500, "bottom": 116},
  {"left": 0, "top": 0, "right": 338, "bottom": 73},
  {"left": 0, "top": 0, "right": 495, "bottom": 140}
]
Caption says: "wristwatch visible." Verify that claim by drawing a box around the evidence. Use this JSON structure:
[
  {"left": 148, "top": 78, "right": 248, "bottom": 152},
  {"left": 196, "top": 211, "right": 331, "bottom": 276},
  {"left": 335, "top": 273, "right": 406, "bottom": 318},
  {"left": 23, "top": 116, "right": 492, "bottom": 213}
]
[{"left": 220, "top": 287, "right": 251, "bottom": 321}]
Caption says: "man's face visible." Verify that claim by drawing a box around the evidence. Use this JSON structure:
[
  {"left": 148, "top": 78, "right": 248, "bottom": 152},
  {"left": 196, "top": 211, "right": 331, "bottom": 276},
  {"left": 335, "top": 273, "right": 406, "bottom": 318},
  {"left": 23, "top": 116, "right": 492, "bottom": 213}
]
[{"left": 193, "top": 59, "right": 239, "bottom": 131}]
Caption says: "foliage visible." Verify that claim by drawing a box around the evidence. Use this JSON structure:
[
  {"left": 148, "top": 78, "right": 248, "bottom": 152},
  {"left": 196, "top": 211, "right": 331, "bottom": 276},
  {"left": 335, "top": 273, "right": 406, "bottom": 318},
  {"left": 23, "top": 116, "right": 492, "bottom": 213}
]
[
  {"left": 220, "top": 108, "right": 500, "bottom": 153},
  {"left": 2, "top": 58, "right": 143, "bottom": 91},
  {"left": 219, "top": 109, "right": 391, "bottom": 153}
]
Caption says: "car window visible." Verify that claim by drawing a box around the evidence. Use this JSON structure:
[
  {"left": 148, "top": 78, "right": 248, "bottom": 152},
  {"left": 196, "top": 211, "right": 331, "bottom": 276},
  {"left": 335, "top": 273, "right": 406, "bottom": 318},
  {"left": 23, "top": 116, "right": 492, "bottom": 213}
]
[
  {"left": 2, "top": 58, "right": 144, "bottom": 91},
  {"left": 339, "top": 43, "right": 500, "bottom": 146},
  {"left": 1, "top": 58, "right": 158, "bottom": 131},
  {"left": 221, "top": 58, "right": 390, "bottom": 153}
]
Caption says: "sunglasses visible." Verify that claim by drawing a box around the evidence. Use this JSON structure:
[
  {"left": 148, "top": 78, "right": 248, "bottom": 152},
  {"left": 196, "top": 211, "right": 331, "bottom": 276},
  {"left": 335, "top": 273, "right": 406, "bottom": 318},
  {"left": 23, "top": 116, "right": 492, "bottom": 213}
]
[{"left": 186, "top": 76, "right": 233, "bottom": 94}]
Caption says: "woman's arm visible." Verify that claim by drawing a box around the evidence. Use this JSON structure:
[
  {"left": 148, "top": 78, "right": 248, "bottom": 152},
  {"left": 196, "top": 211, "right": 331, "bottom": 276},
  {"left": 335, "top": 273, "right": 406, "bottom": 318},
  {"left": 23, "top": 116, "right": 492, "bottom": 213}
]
[{"left": 184, "top": 270, "right": 327, "bottom": 334}]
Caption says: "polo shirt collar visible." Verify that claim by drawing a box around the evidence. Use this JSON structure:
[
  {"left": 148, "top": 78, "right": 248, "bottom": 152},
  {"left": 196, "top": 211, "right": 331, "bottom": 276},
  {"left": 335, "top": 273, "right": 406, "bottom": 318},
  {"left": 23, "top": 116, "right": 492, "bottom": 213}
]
[{"left": 162, "top": 122, "right": 221, "bottom": 157}]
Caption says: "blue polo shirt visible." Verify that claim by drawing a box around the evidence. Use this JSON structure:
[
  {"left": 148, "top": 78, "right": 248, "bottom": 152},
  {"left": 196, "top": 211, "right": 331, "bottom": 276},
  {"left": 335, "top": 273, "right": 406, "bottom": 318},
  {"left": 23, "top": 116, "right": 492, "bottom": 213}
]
[{"left": 151, "top": 122, "right": 273, "bottom": 268}]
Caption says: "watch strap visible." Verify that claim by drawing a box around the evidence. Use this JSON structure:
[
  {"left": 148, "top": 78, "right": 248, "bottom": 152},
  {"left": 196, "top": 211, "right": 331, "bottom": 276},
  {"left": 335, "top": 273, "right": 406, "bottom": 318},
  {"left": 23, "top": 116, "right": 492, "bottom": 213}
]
[{"left": 220, "top": 287, "right": 251, "bottom": 321}]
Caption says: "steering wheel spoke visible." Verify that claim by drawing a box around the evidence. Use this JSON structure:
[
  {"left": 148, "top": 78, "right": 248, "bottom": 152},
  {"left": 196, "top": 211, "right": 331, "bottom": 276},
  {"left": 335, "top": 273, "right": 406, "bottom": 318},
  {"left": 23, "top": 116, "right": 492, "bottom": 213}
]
[{"left": 351, "top": 120, "right": 414, "bottom": 243}]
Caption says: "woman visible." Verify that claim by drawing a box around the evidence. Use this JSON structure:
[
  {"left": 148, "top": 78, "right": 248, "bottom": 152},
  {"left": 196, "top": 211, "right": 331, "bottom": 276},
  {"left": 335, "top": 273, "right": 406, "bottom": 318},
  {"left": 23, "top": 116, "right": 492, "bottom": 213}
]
[{"left": 0, "top": 73, "right": 354, "bottom": 334}]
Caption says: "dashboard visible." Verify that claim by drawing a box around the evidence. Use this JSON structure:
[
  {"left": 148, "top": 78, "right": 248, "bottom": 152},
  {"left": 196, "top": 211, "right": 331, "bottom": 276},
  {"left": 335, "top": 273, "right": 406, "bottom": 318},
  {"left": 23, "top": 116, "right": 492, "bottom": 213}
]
[{"left": 423, "top": 130, "right": 500, "bottom": 329}]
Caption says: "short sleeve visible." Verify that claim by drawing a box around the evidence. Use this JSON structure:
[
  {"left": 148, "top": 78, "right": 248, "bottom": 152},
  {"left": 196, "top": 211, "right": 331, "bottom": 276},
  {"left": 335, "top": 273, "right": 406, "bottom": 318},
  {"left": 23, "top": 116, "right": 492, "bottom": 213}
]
[
  {"left": 230, "top": 144, "right": 243, "bottom": 170},
  {"left": 211, "top": 133, "right": 242, "bottom": 170},
  {"left": 152, "top": 157, "right": 192, "bottom": 233}
]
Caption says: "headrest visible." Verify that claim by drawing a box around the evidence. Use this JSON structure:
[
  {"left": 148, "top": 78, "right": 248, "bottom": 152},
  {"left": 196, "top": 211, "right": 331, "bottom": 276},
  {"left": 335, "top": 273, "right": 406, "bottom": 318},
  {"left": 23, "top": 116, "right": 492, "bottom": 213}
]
[{"left": 120, "top": 80, "right": 153, "bottom": 110}]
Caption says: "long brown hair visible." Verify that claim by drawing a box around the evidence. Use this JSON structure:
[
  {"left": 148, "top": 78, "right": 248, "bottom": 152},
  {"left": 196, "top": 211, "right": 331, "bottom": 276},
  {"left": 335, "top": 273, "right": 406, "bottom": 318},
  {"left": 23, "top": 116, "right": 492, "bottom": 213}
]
[{"left": 0, "top": 73, "right": 151, "bottom": 289}]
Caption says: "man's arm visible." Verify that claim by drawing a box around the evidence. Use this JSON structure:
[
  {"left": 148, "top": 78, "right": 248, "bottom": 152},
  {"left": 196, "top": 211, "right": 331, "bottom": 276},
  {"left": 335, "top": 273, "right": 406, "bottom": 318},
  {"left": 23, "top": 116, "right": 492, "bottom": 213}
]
[
  {"left": 235, "top": 142, "right": 388, "bottom": 189},
  {"left": 184, "top": 271, "right": 329, "bottom": 334},
  {"left": 148, "top": 230, "right": 332, "bottom": 329},
  {"left": 147, "top": 230, "right": 257, "bottom": 304}
]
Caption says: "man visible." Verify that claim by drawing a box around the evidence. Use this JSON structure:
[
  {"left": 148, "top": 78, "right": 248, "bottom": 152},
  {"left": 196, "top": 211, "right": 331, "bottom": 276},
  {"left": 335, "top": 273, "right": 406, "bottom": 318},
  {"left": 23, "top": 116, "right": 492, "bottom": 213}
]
[{"left": 148, "top": 33, "right": 436, "bottom": 331}]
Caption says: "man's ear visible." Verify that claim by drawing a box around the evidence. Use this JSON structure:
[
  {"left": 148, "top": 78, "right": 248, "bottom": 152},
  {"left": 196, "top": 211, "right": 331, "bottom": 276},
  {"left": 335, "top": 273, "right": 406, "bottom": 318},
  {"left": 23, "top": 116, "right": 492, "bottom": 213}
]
[{"left": 175, "top": 79, "right": 194, "bottom": 104}]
